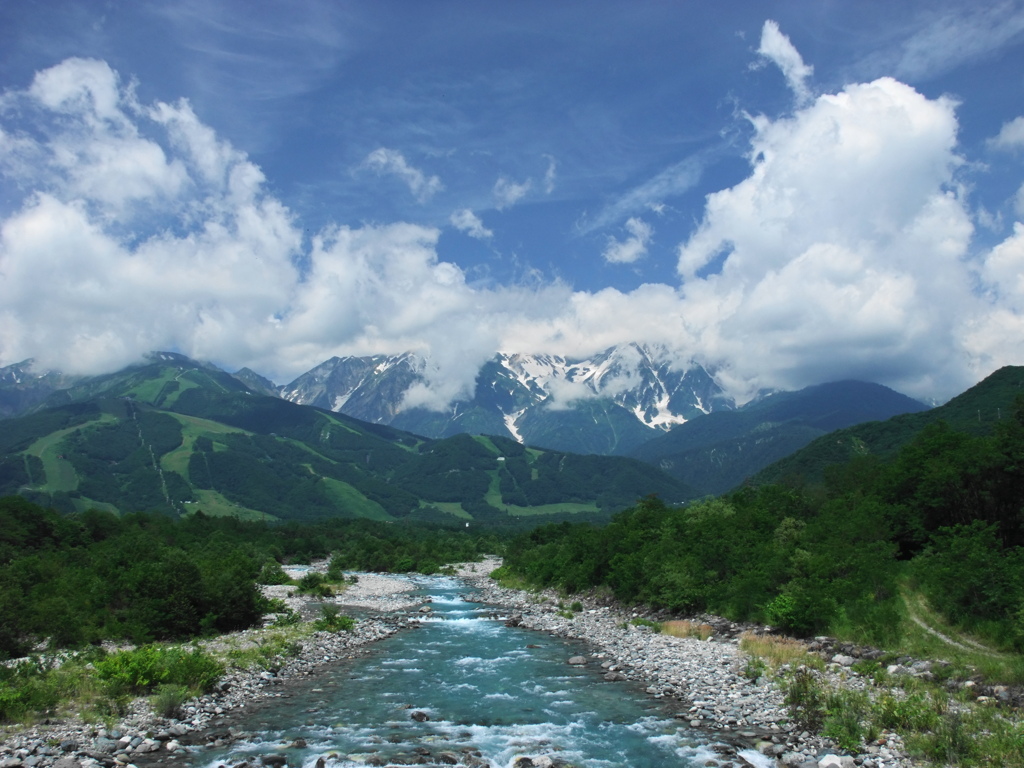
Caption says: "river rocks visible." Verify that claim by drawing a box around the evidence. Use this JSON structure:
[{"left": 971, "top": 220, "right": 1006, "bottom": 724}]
[
  {"left": 457, "top": 560, "right": 919, "bottom": 768},
  {"left": 410, "top": 710, "right": 430, "bottom": 722},
  {"left": 567, "top": 656, "right": 587, "bottom": 665}
]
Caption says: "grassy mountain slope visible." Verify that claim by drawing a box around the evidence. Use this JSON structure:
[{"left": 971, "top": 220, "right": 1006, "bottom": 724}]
[
  {"left": 750, "top": 366, "right": 1024, "bottom": 487},
  {"left": 0, "top": 356, "right": 694, "bottom": 524},
  {"left": 630, "top": 380, "right": 928, "bottom": 495}
]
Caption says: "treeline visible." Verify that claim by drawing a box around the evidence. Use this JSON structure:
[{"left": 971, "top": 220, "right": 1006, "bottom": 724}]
[
  {"left": 0, "top": 497, "right": 499, "bottom": 660},
  {"left": 499, "top": 400, "right": 1024, "bottom": 650}
]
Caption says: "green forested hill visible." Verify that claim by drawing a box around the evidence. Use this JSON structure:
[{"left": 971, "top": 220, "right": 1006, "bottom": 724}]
[
  {"left": 629, "top": 380, "right": 928, "bottom": 496},
  {"left": 749, "top": 366, "right": 1024, "bottom": 488},
  {"left": 0, "top": 356, "right": 693, "bottom": 524}
]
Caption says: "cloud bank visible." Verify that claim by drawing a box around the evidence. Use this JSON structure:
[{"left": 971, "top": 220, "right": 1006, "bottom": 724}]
[{"left": 1, "top": 45, "right": 1023, "bottom": 407}]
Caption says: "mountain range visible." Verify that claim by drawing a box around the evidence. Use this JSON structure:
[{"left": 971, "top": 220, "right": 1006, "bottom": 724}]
[
  {"left": 269, "top": 344, "right": 732, "bottom": 456},
  {"left": 0, "top": 344, "right": 936, "bottom": 498},
  {"left": 0, "top": 353, "right": 693, "bottom": 525},
  {"left": 2, "top": 350, "right": 1022, "bottom": 519}
]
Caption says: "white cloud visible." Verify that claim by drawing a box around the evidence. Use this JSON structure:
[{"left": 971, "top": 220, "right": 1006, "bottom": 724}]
[
  {"left": 991, "top": 116, "right": 1024, "bottom": 151},
  {"left": 493, "top": 175, "right": 531, "bottom": 209},
  {"left": 449, "top": 208, "right": 493, "bottom": 239},
  {"left": 5, "top": 55, "right": 1024, "bottom": 411},
  {"left": 883, "top": 3, "right": 1024, "bottom": 82},
  {"left": 757, "top": 20, "right": 814, "bottom": 104},
  {"left": 676, "top": 75, "right": 979, "bottom": 401},
  {"left": 542, "top": 155, "right": 557, "bottom": 195},
  {"left": 965, "top": 223, "right": 1024, "bottom": 378},
  {"left": 580, "top": 152, "right": 706, "bottom": 234},
  {"left": 361, "top": 147, "right": 442, "bottom": 203},
  {"left": 603, "top": 217, "right": 653, "bottom": 264}
]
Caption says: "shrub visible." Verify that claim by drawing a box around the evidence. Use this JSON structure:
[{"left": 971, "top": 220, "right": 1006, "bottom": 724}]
[
  {"left": 257, "top": 560, "right": 291, "bottom": 585},
  {"left": 822, "top": 689, "right": 870, "bottom": 752},
  {"left": 312, "top": 604, "right": 356, "bottom": 633},
  {"left": 152, "top": 683, "right": 190, "bottom": 719},
  {"left": 95, "top": 645, "right": 223, "bottom": 695},
  {"left": 295, "top": 572, "right": 332, "bottom": 597},
  {"left": 783, "top": 667, "right": 827, "bottom": 731}
]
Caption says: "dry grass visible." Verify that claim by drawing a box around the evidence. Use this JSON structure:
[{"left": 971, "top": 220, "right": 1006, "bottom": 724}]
[
  {"left": 739, "top": 631, "right": 814, "bottom": 670},
  {"left": 661, "top": 620, "right": 715, "bottom": 640}
]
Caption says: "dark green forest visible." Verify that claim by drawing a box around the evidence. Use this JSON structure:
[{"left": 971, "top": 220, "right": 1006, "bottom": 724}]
[
  {"left": 0, "top": 497, "right": 498, "bottom": 660},
  {"left": 498, "top": 399, "right": 1024, "bottom": 650}
]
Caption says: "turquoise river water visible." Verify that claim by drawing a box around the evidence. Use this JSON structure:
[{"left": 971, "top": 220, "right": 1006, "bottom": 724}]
[{"left": 195, "top": 575, "right": 771, "bottom": 768}]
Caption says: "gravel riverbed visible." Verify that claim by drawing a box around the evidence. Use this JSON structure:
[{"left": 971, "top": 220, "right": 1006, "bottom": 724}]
[
  {"left": 0, "top": 560, "right": 918, "bottom": 768},
  {"left": 459, "top": 559, "right": 917, "bottom": 768}
]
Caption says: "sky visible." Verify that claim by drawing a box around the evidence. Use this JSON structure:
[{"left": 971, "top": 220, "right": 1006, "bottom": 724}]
[{"left": 1, "top": 1, "right": 1024, "bottom": 407}]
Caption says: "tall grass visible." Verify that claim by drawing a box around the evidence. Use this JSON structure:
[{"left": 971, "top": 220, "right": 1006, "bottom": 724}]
[
  {"left": 738, "top": 632, "right": 815, "bottom": 670},
  {"left": 661, "top": 620, "right": 715, "bottom": 640}
]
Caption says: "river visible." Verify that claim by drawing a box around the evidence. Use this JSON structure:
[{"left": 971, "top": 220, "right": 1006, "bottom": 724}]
[{"left": 192, "top": 574, "right": 772, "bottom": 768}]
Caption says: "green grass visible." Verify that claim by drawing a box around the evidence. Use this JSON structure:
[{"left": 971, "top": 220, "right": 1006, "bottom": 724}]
[
  {"left": 474, "top": 435, "right": 501, "bottom": 455},
  {"left": 887, "top": 588, "right": 1024, "bottom": 685},
  {"left": 182, "top": 489, "right": 276, "bottom": 521},
  {"left": 68, "top": 497, "right": 120, "bottom": 516},
  {"left": 428, "top": 501, "right": 473, "bottom": 519},
  {"left": 321, "top": 477, "right": 393, "bottom": 520},
  {"left": 23, "top": 415, "right": 116, "bottom": 492},
  {"left": 161, "top": 414, "right": 249, "bottom": 477},
  {"left": 505, "top": 501, "right": 601, "bottom": 516},
  {"left": 484, "top": 470, "right": 503, "bottom": 508}
]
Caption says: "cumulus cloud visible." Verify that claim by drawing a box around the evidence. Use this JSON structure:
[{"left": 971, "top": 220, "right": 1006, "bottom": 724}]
[
  {"left": 965, "top": 223, "right": 1024, "bottom": 377},
  {"left": 493, "top": 175, "right": 531, "bottom": 209},
  {"left": 603, "top": 217, "right": 653, "bottom": 264},
  {"left": 757, "top": 20, "right": 814, "bottom": 104},
  {"left": 361, "top": 147, "right": 442, "bottom": 203},
  {"left": 675, "top": 74, "right": 980, "bottom": 400},
  {"left": 449, "top": 208, "right": 493, "bottom": 239},
  {"left": 0, "top": 58, "right": 580, "bottom": 408},
  {"left": 4, "top": 53, "right": 1024, "bottom": 410},
  {"left": 991, "top": 116, "right": 1024, "bottom": 151}
]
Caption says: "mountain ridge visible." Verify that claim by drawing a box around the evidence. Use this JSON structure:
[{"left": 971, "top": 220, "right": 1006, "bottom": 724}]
[
  {"left": 272, "top": 343, "right": 733, "bottom": 454},
  {"left": 0, "top": 354, "right": 695, "bottom": 525},
  {"left": 630, "top": 379, "right": 929, "bottom": 495}
]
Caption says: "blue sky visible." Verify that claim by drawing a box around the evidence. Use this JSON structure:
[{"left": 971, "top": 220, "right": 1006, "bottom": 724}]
[{"left": 1, "top": 1, "right": 1024, "bottom": 405}]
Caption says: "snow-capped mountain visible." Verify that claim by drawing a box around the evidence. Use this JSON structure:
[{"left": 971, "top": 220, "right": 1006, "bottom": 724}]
[
  {"left": 275, "top": 344, "right": 733, "bottom": 454},
  {"left": 0, "top": 360, "right": 80, "bottom": 419}
]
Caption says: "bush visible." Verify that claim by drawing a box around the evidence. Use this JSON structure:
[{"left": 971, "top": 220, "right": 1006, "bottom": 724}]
[
  {"left": 312, "top": 604, "right": 356, "bottom": 633},
  {"left": 783, "top": 667, "right": 827, "bottom": 731},
  {"left": 95, "top": 645, "right": 223, "bottom": 695},
  {"left": 295, "top": 572, "right": 332, "bottom": 597},
  {"left": 152, "top": 683, "right": 190, "bottom": 718},
  {"left": 257, "top": 560, "right": 291, "bottom": 585},
  {"left": 822, "top": 689, "right": 870, "bottom": 752}
]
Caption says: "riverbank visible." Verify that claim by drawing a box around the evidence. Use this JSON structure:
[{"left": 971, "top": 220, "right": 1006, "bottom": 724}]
[
  {"left": 457, "top": 559, "right": 917, "bottom": 768},
  {"left": 0, "top": 570, "right": 427, "bottom": 768},
  {"left": 1, "top": 560, "right": 922, "bottom": 768}
]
